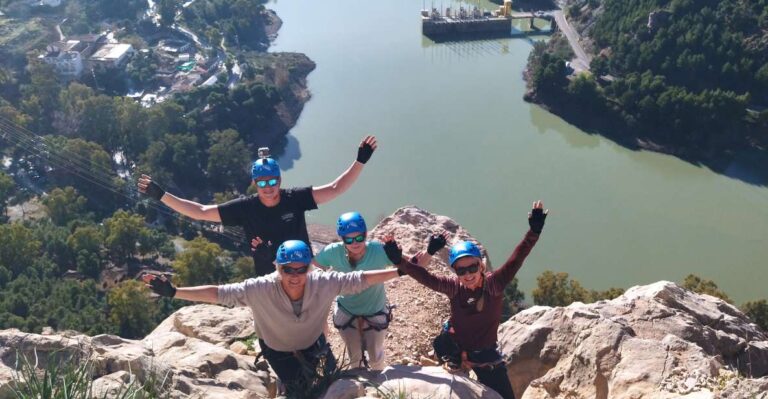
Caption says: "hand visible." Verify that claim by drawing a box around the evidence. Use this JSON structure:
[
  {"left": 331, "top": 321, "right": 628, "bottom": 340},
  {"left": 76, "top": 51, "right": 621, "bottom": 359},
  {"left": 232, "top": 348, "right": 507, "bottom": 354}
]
[
  {"left": 142, "top": 274, "right": 176, "bottom": 298},
  {"left": 412, "top": 251, "right": 432, "bottom": 266},
  {"left": 250, "top": 237, "right": 274, "bottom": 262},
  {"left": 356, "top": 135, "right": 377, "bottom": 164},
  {"left": 528, "top": 200, "right": 548, "bottom": 234},
  {"left": 427, "top": 232, "right": 448, "bottom": 255},
  {"left": 383, "top": 234, "right": 402, "bottom": 265},
  {"left": 138, "top": 174, "right": 165, "bottom": 201}
]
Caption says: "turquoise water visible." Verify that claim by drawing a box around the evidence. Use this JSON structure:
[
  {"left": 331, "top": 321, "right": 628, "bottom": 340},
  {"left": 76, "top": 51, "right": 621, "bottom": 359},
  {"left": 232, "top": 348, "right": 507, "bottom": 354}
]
[{"left": 268, "top": 0, "right": 768, "bottom": 303}]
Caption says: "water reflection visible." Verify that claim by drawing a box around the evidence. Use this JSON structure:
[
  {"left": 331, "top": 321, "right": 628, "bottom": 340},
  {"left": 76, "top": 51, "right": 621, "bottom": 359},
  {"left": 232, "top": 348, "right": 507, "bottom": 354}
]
[{"left": 273, "top": 134, "right": 301, "bottom": 171}]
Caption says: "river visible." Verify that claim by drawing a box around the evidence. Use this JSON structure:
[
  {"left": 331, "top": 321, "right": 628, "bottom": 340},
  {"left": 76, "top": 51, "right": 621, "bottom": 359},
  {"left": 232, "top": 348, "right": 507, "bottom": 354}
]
[{"left": 267, "top": 0, "right": 768, "bottom": 303}]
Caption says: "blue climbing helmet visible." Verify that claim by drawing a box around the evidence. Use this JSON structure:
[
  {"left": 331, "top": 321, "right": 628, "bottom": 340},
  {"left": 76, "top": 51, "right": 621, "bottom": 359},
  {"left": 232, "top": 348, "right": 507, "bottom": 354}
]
[
  {"left": 251, "top": 158, "right": 281, "bottom": 179},
  {"left": 336, "top": 212, "right": 367, "bottom": 237},
  {"left": 275, "top": 240, "right": 312, "bottom": 265},
  {"left": 448, "top": 241, "right": 481, "bottom": 267}
]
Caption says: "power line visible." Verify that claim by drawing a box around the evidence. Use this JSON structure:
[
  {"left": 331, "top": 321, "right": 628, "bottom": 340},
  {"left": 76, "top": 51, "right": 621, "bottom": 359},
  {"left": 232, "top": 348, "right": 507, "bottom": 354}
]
[{"left": 0, "top": 116, "right": 247, "bottom": 243}]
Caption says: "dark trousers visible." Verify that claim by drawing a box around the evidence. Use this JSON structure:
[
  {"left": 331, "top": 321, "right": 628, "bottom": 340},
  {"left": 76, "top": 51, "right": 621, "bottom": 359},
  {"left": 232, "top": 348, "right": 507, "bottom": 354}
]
[
  {"left": 259, "top": 335, "right": 337, "bottom": 396},
  {"left": 474, "top": 366, "right": 516, "bottom": 399},
  {"left": 433, "top": 330, "right": 516, "bottom": 399}
]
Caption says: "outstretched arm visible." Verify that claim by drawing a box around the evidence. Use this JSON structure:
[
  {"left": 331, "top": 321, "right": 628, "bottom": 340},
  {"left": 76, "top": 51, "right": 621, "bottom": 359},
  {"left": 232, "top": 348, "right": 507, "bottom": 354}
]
[
  {"left": 490, "top": 201, "right": 547, "bottom": 290},
  {"left": 138, "top": 175, "right": 221, "bottom": 222},
  {"left": 312, "top": 136, "right": 377, "bottom": 205},
  {"left": 384, "top": 238, "right": 458, "bottom": 298},
  {"left": 142, "top": 274, "right": 219, "bottom": 303},
  {"left": 362, "top": 268, "right": 401, "bottom": 285}
]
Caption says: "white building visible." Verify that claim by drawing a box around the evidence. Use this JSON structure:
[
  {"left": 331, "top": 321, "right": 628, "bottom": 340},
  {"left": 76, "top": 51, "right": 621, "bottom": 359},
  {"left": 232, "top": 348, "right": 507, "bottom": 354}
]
[
  {"left": 90, "top": 43, "right": 134, "bottom": 68},
  {"left": 39, "top": 42, "right": 84, "bottom": 79}
]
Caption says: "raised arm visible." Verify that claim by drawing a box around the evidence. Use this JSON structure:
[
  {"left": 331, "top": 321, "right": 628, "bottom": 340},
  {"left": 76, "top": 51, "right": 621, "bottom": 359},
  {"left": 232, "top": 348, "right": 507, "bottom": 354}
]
[
  {"left": 138, "top": 174, "right": 221, "bottom": 222},
  {"left": 142, "top": 274, "right": 219, "bottom": 303},
  {"left": 361, "top": 268, "right": 401, "bottom": 285},
  {"left": 312, "top": 136, "right": 377, "bottom": 205},
  {"left": 384, "top": 238, "right": 458, "bottom": 298},
  {"left": 489, "top": 201, "right": 547, "bottom": 290}
]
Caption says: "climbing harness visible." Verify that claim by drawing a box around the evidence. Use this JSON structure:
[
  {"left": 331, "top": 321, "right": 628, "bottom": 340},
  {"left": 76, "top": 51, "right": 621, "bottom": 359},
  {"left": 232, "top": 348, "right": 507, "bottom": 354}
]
[{"left": 334, "top": 303, "right": 396, "bottom": 368}]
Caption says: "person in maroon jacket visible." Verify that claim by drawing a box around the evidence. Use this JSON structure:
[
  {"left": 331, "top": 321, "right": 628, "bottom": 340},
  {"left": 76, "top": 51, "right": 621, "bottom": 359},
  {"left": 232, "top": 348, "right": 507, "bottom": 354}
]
[{"left": 383, "top": 201, "right": 547, "bottom": 399}]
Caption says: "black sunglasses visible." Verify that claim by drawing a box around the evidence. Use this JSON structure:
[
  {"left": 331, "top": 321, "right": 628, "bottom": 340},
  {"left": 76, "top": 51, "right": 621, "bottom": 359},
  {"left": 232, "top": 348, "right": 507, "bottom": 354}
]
[
  {"left": 455, "top": 262, "right": 480, "bottom": 276},
  {"left": 281, "top": 265, "right": 309, "bottom": 275},
  {"left": 342, "top": 234, "right": 366, "bottom": 245}
]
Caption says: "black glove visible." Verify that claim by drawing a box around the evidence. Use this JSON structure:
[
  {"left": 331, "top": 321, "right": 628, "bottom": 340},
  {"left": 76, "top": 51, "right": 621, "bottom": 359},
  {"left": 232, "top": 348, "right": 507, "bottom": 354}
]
[
  {"left": 143, "top": 180, "right": 165, "bottom": 201},
  {"left": 356, "top": 142, "right": 375, "bottom": 164},
  {"left": 383, "top": 240, "right": 402, "bottom": 265},
  {"left": 528, "top": 208, "right": 547, "bottom": 234},
  {"left": 148, "top": 275, "right": 176, "bottom": 298},
  {"left": 427, "top": 234, "right": 447, "bottom": 255},
  {"left": 251, "top": 240, "right": 275, "bottom": 263}
]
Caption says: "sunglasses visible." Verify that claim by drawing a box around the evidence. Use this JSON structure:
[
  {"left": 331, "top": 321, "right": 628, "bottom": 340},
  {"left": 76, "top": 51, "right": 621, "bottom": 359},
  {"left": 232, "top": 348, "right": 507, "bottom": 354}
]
[
  {"left": 454, "top": 262, "right": 480, "bottom": 276},
  {"left": 342, "top": 234, "right": 366, "bottom": 245},
  {"left": 281, "top": 265, "right": 309, "bottom": 275},
  {"left": 256, "top": 178, "right": 279, "bottom": 188}
]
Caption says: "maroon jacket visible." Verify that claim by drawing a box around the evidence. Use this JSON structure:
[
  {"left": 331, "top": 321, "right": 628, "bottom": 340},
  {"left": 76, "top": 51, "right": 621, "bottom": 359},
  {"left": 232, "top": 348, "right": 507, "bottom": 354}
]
[{"left": 397, "top": 230, "right": 540, "bottom": 351}]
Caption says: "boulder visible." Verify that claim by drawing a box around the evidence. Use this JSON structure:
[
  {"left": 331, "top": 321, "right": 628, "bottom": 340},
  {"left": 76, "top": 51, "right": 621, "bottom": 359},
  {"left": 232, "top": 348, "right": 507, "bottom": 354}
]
[
  {"left": 321, "top": 365, "right": 504, "bottom": 399},
  {"left": 499, "top": 281, "right": 768, "bottom": 399}
]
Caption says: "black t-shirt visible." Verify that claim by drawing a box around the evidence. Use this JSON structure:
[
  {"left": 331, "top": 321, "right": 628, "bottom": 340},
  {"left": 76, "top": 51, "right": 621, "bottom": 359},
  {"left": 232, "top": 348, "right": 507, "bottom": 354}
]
[{"left": 218, "top": 187, "right": 318, "bottom": 274}]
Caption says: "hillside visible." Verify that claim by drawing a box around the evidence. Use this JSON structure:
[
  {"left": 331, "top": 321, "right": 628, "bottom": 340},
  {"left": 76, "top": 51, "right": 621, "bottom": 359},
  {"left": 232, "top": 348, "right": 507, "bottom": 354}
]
[{"left": 526, "top": 0, "right": 768, "bottom": 166}]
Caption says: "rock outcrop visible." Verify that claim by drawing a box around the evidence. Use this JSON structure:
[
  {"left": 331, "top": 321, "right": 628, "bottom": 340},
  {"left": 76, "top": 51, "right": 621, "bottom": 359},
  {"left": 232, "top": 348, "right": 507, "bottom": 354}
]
[
  {"left": 2, "top": 207, "right": 767, "bottom": 398},
  {"left": 321, "top": 366, "right": 503, "bottom": 399},
  {"left": 0, "top": 306, "right": 275, "bottom": 398},
  {"left": 500, "top": 281, "right": 768, "bottom": 399}
]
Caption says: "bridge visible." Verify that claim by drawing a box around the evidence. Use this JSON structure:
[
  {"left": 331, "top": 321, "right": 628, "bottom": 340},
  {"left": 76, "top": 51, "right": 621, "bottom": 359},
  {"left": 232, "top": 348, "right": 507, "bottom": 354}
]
[{"left": 505, "top": 11, "right": 558, "bottom": 33}]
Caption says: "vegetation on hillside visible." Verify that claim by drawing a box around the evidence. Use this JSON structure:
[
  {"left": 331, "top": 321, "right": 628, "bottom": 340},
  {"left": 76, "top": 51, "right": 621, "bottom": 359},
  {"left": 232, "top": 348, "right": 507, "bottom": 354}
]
[
  {"left": 182, "top": 0, "right": 271, "bottom": 51},
  {"left": 527, "top": 0, "right": 768, "bottom": 158}
]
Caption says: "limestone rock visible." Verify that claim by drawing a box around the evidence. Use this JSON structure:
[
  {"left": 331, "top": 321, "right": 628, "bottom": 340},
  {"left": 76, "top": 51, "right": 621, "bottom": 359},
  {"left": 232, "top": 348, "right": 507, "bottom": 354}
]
[
  {"left": 147, "top": 303, "right": 254, "bottom": 345},
  {"left": 499, "top": 281, "right": 768, "bottom": 399},
  {"left": 0, "top": 310, "right": 272, "bottom": 399},
  {"left": 230, "top": 340, "right": 249, "bottom": 355},
  {"left": 321, "top": 365, "right": 504, "bottom": 399}
]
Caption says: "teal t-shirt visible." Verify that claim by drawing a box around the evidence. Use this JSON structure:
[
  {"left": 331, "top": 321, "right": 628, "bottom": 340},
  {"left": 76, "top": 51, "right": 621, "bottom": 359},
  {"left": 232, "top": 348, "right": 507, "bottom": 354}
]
[{"left": 314, "top": 241, "right": 391, "bottom": 316}]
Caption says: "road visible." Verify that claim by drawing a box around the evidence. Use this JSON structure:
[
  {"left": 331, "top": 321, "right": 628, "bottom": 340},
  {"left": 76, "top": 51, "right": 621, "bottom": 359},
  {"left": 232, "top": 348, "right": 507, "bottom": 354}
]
[{"left": 552, "top": 10, "right": 591, "bottom": 72}]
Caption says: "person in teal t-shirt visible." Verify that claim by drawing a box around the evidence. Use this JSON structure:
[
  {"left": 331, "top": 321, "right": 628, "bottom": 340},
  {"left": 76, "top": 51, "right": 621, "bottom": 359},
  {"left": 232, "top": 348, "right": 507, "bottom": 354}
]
[{"left": 313, "top": 211, "right": 394, "bottom": 370}]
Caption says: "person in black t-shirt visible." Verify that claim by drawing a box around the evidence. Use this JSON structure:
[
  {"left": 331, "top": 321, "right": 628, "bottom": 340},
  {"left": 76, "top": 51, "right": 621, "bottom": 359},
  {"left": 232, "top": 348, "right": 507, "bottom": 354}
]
[{"left": 138, "top": 136, "right": 378, "bottom": 276}]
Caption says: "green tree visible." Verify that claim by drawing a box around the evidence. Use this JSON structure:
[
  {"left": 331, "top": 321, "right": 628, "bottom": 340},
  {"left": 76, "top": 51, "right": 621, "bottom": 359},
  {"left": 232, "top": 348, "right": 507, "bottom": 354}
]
[
  {"left": 532, "top": 270, "right": 591, "bottom": 306},
  {"left": 157, "top": 0, "right": 178, "bottom": 26},
  {"left": 501, "top": 278, "right": 525, "bottom": 320},
  {"left": 0, "top": 223, "right": 42, "bottom": 278},
  {"left": 41, "top": 186, "right": 89, "bottom": 226},
  {"left": 741, "top": 300, "right": 768, "bottom": 331},
  {"left": 172, "top": 236, "right": 225, "bottom": 286},
  {"left": 207, "top": 129, "right": 250, "bottom": 190},
  {"left": 681, "top": 274, "right": 732, "bottom": 303},
  {"left": 54, "top": 82, "right": 95, "bottom": 137},
  {"left": 590, "top": 55, "right": 610, "bottom": 77},
  {"left": 0, "top": 171, "right": 14, "bottom": 218},
  {"left": 42, "top": 136, "right": 115, "bottom": 214},
  {"left": 33, "top": 221, "right": 73, "bottom": 274},
  {"left": 67, "top": 225, "right": 104, "bottom": 278},
  {"left": 103, "top": 210, "right": 150, "bottom": 263},
  {"left": 78, "top": 95, "right": 120, "bottom": 150},
  {"left": 21, "top": 61, "right": 60, "bottom": 133},
  {"left": 108, "top": 280, "right": 158, "bottom": 338},
  {"left": 231, "top": 256, "right": 253, "bottom": 282},
  {"left": 590, "top": 287, "right": 625, "bottom": 301}
]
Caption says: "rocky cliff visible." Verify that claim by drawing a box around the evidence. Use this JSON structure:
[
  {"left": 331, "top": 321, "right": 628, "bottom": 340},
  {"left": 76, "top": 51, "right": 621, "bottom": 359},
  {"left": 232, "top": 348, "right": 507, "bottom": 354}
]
[{"left": 1, "top": 207, "right": 766, "bottom": 398}]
